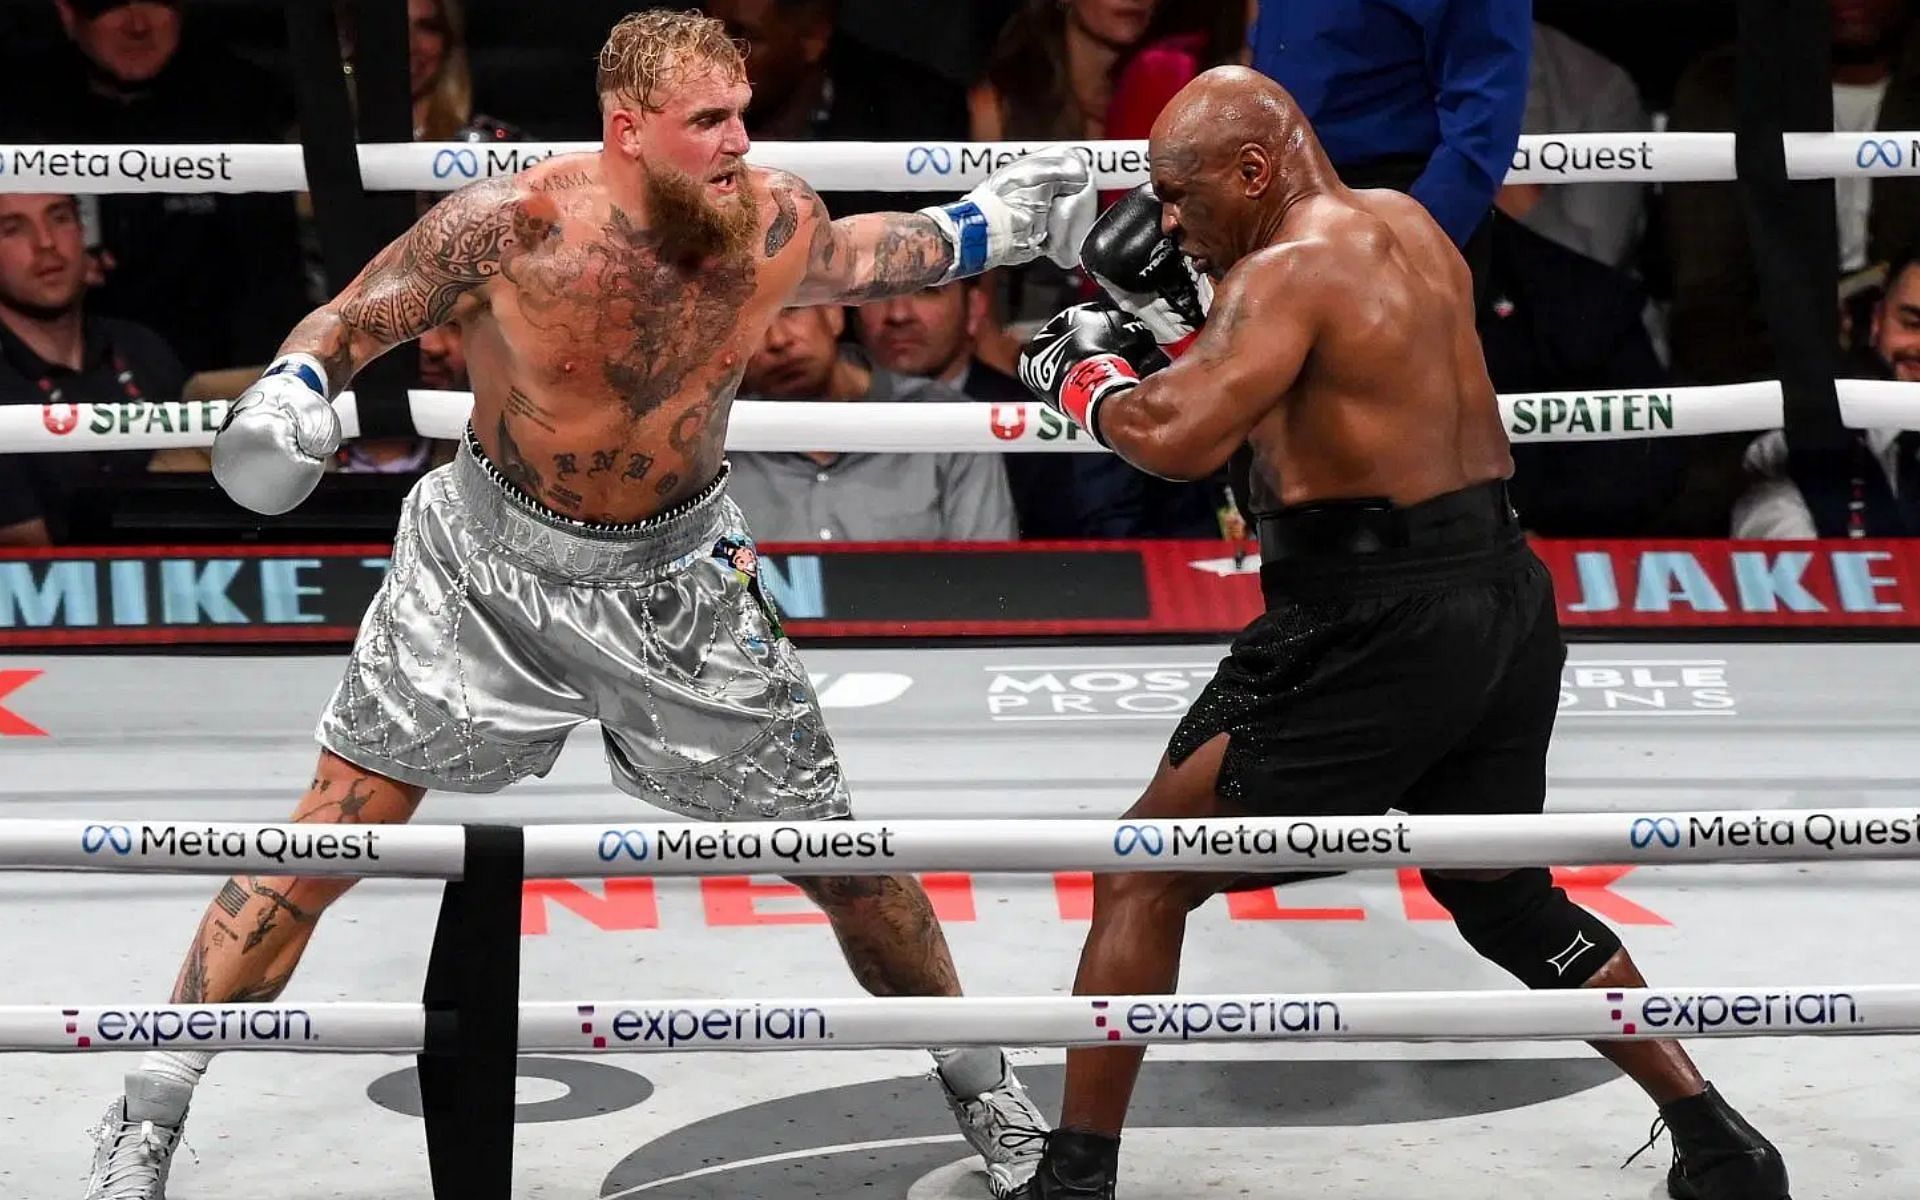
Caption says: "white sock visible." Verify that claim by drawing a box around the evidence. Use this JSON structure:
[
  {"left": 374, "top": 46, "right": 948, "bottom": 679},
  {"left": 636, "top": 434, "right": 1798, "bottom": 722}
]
[
  {"left": 138, "top": 1048, "right": 214, "bottom": 1089},
  {"left": 931, "top": 1046, "right": 1007, "bottom": 1097}
]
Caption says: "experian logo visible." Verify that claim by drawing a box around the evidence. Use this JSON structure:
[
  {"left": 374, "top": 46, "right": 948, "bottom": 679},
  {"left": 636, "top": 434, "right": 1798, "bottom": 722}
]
[{"left": 1610, "top": 990, "right": 1862, "bottom": 1035}]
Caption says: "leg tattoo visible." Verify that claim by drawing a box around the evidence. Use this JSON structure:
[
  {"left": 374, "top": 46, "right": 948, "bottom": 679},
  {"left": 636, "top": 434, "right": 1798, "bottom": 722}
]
[
  {"left": 802, "top": 875, "right": 962, "bottom": 998},
  {"left": 241, "top": 878, "right": 315, "bottom": 954},
  {"left": 301, "top": 773, "right": 382, "bottom": 823}
]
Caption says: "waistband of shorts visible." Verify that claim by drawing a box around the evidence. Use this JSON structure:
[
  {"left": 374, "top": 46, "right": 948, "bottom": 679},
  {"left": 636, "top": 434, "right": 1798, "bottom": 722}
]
[
  {"left": 1260, "top": 531, "right": 1533, "bottom": 603},
  {"left": 1257, "top": 482, "right": 1528, "bottom": 601},
  {"left": 1256, "top": 480, "right": 1516, "bottom": 562},
  {"left": 453, "top": 427, "right": 732, "bottom": 576}
]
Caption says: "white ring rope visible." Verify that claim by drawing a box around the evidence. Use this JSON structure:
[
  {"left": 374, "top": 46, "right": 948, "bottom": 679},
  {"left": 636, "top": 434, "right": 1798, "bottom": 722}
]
[
  {"left": 0, "top": 985, "right": 1910, "bottom": 1052},
  {"left": 4, "top": 381, "right": 1916, "bottom": 455},
  {"left": 6, "top": 132, "right": 1920, "bottom": 193},
  {"left": 5, "top": 808, "right": 1916, "bottom": 877}
]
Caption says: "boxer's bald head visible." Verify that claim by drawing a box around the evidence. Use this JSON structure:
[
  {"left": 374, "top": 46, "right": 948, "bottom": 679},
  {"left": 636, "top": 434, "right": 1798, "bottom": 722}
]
[{"left": 1149, "top": 66, "right": 1322, "bottom": 277}]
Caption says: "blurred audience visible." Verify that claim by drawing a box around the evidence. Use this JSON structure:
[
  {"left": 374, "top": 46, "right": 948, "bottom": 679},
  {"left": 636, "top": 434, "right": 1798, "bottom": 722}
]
[
  {"left": 406, "top": 0, "right": 470, "bottom": 139},
  {"left": 331, "top": 323, "right": 462, "bottom": 475},
  {"left": 705, "top": 0, "right": 967, "bottom": 214},
  {"left": 973, "top": 0, "right": 1159, "bottom": 140},
  {"left": 852, "top": 279, "right": 1219, "bottom": 537},
  {"left": 1668, "top": 0, "right": 1920, "bottom": 385},
  {"left": 1, "top": 0, "right": 310, "bottom": 377},
  {"left": 1499, "top": 22, "right": 1652, "bottom": 273},
  {"left": 0, "top": 193, "right": 183, "bottom": 546},
  {"left": 970, "top": 0, "right": 1168, "bottom": 370},
  {"left": 1247, "top": 0, "right": 1530, "bottom": 278},
  {"left": 1733, "top": 245, "right": 1920, "bottom": 538},
  {"left": 1479, "top": 210, "right": 1687, "bottom": 536},
  {"left": 728, "top": 304, "right": 1019, "bottom": 542},
  {"left": 1104, "top": 0, "right": 1250, "bottom": 147}
]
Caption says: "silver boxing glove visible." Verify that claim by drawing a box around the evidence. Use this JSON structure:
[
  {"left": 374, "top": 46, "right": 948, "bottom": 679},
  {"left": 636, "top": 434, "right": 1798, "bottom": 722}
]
[
  {"left": 211, "top": 353, "right": 342, "bottom": 516},
  {"left": 919, "top": 147, "right": 1096, "bottom": 282}
]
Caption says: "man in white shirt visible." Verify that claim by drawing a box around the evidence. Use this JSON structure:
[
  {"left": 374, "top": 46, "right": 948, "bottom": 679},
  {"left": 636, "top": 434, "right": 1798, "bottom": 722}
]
[
  {"left": 727, "top": 302, "right": 1020, "bottom": 542},
  {"left": 1734, "top": 246, "right": 1920, "bottom": 536},
  {"left": 1668, "top": 0, "right": 1920, "bottom": 385}
]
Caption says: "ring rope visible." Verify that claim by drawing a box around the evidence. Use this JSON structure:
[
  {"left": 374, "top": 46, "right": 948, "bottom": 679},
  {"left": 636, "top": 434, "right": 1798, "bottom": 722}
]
[
  {"left": 6, "top": 809, "right": 1915, "bottom": 878},
  {"left": 0, "top": 985, "right": 1908, "bottom": 1053},
  {"left": 5, "top": 132, "right": 1920, "bottom": 194},
  {"left": 6, "top": 381, "right": 1915, "bottom": 455}
]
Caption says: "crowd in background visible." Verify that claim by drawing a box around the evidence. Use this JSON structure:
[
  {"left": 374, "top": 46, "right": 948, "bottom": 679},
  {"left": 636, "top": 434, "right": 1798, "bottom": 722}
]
[{"left": 0, "top": 0, "right": 1918, "bottom": 547}]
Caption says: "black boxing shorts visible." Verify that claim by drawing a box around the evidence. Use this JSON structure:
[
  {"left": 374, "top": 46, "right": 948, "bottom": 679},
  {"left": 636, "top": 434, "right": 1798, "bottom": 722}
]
[{"left": 1167, "top": 481, "right": 1565, "bottom": 818}]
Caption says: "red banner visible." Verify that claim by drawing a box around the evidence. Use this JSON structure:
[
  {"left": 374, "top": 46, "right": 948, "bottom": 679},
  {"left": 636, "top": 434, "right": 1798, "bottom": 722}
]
[{"left": 2, "top": 539, "right": 1917, "bottom": 648}]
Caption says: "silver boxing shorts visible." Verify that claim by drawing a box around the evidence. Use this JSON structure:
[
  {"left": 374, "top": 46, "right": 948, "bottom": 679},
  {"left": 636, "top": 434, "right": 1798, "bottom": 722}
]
[{"left": 317, "top": 430, "right": 850, "bottom": 821}]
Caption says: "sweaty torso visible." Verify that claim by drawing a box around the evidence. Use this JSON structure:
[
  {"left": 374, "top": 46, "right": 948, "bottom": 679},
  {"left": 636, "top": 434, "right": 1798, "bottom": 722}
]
[
  {"left": 1241, "top": 189, "right": 1511, "bottom": 512},
  {"left": 454, "top": 156, "right": 805, "bottom": 522}
]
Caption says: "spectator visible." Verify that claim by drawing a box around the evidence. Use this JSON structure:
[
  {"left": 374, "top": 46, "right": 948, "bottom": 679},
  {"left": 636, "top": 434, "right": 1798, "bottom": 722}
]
[
  {"left": 1668, "top": 0, "right": 1920, "bottom": 384},
  {"left": 331, "top": 323, "right": 461, "bottom": 475},
  {"left": 337, "top": 0, "right": 501, "bottom": 139},
  {"left": 1104, "top": 0, "right": 1251, "bottom": 150},
  {"left": 2, "top": 0, "right": 310, "bottom": 377},
  {"left": 1498, "top": 22, "right": 1652, "bottom": 272},
  {"left": 704, "top": 0, "right": 968, "bottom": 214},
  {"left": 1733, "top": 246, "right": 1920, "bottom": 537},
  {"left": 853, "top": 279, "right": 1220, "bottom": 538},
  {"left": 970, "top": 1, "right": 1168, "bottom": 371},
  {"left": 405, "top": 0, "right": 469, "bottom": 139},
  {"left": 1246, "top": 0, "right": 1530, "bottom": 283},
  {"left": 1478, "top": 210, "right": 1686, "bottom": 536},
  {"left": 972, "top": 0, "right": 1162, "bottom": 141},
  {"left": 726, "top": 304, "right": 1019, "bottom": 542},
  {"left": 0, "top": 194, "right": 184, "bottom": 546}
]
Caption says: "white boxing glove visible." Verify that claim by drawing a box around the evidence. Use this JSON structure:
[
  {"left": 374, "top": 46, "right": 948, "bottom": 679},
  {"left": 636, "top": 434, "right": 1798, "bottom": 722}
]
[
  {"left": 211, "top": 353, "right": 342, "bottom": 516},
  {"left": 919, "top": 147, "right": 1096, "bottom": 282}
]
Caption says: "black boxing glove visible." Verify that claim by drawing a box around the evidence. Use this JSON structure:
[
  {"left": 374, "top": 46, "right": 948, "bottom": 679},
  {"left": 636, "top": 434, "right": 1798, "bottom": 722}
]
[
  {"left": 1079, "top": 183, "right": 1213, "bottom": 355},
  {"left": 1017, "top": 302, "right": 1168, "bottom": 447}
]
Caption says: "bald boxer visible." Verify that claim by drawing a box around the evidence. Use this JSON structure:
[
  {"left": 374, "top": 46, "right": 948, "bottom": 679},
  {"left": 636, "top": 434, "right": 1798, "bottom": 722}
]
[{"left": 1012, "top": 67, "right": 1789, "bottom": 1200}]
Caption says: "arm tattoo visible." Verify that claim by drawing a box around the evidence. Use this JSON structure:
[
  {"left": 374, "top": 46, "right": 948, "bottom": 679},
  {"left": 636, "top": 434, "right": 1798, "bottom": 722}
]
[
  {"left": 284, "top": 177, "right": 513, "bottom": 392},
  {"left": 792, "top": 183, "right": 954, "bottom": 305},
  {"left": 764, "top": 185, "right": 799, "bottom": 257},
  {"left": 840, "top": 214, "right": 951, "bottom": 301}
]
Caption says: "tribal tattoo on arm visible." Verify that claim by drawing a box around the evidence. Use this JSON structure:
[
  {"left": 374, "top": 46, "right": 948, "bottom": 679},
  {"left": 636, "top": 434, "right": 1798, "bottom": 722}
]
[
  {"left": 771, "top": 171, "right": 955, "bottom": 306},
  {"left": 280, "top": 176, "right": 515, "bottom": 392}
]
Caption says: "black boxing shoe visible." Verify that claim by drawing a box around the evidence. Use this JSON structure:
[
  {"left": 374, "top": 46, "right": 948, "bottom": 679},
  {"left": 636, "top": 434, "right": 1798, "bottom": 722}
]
[
  {"left": 1624, "top": 1085, "right": 1790, "bottom": 1200},
  {"left": 1011, "top": 1128, "right": 1120, "bottom": 1200}
]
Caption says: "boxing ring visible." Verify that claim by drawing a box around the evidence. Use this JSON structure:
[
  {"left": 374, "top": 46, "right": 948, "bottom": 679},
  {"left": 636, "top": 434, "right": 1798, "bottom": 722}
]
[{"left": 2, "top": 133, "right": 1920, "bottom": 1197}]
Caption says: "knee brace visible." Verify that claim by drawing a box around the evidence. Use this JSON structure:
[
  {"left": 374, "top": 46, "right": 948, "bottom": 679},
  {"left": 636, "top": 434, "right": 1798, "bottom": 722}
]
[{"left": 1420, "top": 868, "right": 1622, "bottom": 990}]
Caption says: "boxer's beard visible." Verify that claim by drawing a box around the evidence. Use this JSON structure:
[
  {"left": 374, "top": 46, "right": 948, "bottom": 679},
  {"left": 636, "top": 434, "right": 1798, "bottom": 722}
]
[{"left": 645, "top": 163, "right": 760, "bottom": 265}]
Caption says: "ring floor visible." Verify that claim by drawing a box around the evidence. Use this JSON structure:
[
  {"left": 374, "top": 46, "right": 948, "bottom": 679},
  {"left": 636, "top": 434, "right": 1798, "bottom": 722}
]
[{"left": 3, "top": 641, "right": 1916, "bottom": 1198}]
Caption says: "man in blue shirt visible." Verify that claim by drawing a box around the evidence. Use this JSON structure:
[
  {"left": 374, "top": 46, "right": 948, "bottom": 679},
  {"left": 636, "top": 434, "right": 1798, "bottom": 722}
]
[{"left": 1248, "top": 0, "right": 1530, "bottom": 257}]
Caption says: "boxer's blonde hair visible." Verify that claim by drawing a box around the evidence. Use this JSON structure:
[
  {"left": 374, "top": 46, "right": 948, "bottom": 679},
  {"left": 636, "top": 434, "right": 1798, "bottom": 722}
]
[{"left": 597, "top": 10, "right": 746, "bottom": 113}]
